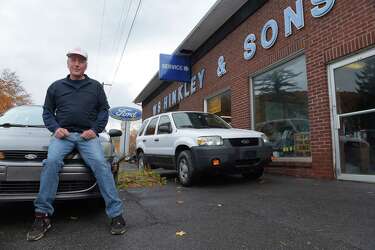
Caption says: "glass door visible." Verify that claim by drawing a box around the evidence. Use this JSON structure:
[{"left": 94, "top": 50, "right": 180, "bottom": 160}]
[{"left": 329, "top": 49, "right": 375, "bottom": 182}]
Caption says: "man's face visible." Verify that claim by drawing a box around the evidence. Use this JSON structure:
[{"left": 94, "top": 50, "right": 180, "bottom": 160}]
[{"left": 67, "top": 54, "right": 87, "bottom": 79}]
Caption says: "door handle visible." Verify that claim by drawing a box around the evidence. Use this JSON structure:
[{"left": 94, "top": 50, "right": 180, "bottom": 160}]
[
  {"left": 143, "top": 139, "right": 146, "bottom": 142},
  {"left": 154, "top": 138, "right": 159, "bottom": 142}
]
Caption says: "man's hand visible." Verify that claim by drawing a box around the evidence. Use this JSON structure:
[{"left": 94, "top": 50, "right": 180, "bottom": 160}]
[
  {"left": 55, "top": 128, "right": 70, "bottom": 139},
  {"left": 80, "top": 129, "right": 97, "bottom": 140}
]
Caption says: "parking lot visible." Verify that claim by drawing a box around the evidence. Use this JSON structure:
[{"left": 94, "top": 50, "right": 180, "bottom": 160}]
[{"left": 1, "top": 171, "right": 375, "bottom": 250}]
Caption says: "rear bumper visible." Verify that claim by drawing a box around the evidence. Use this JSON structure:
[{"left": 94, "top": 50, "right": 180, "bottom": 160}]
[
  {"left": 0, "top": 161, "right": 100, "bottom": 201},
  {"left": 190, "top": 143, "right": 272, "bottom": 174}
]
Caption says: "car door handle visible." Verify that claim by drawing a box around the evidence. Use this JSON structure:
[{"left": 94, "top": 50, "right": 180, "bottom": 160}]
[
  {"left": 143, "top": 139, "right": 146, "bottom": 142},
  {"left": 154, "top": 138, "right": 159, "bottom": 142}
]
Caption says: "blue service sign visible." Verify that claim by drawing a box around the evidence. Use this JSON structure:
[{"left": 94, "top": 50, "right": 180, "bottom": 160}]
[
  {"left": 109, "top": 106, "right": 142, "bottom": 121},
  {"left": 159, "top": 54, "right": 191, "bottom": 83}
]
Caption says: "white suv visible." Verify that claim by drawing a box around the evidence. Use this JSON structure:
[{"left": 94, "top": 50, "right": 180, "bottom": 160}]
[{"left": 136, "top": 111, "right": 272, "bottom": 186}]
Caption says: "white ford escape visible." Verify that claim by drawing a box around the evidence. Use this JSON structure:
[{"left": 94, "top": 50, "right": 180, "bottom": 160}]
[{"left": 136, "top": 111, "right": 272, "bottom": 186}]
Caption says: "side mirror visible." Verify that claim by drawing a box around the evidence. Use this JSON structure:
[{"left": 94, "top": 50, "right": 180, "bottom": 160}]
[
  {"left": 158, "top": 124, "right": 172, "bottom": 134},
  {"left": 108, "top": 129, "right": 122, "bottom": 137}
]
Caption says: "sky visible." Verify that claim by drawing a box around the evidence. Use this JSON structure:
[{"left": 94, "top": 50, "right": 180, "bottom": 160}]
[{"left": 0, "top": 0, "right": 217, "bottom": 129}]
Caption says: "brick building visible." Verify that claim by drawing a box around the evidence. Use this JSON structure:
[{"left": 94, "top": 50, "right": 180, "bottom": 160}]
[{"left": 134, "top": 0, "right": 375, "bottom": 182}]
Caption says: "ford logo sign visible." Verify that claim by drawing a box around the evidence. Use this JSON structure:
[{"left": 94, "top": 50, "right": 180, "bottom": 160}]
[
  {"left": 109, "top": 106, "right": 142, "bottom": 121},
  {"left": 25, "top": 154, "right": 38, "bottom": 160},
  {"left": 241, "top": 139, "right": 251, "bottom": 144}
]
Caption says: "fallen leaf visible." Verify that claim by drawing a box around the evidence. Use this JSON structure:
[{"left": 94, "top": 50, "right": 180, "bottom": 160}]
[
  {"left": 176, "top": 231, "right": 187, "bottom": 237},
  {"left": 217, "top": 204, "right": 223, "bottom": 207},
  {"left": 177, "top": 200, "right": 184, "bottom": 204},
  {"left": 257, "top": 179, "right": 265, "bottom": 184},
  {"left": 69, "top": 216, "right": 78, "bottom": 220},
  {"left": 280, "top": 241, "right": 287, "bottom": 246}
]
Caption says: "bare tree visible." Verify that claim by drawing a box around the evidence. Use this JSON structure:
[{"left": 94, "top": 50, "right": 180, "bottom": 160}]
[{"left": 0, "top": 69, "right": 32, "bottom": 114}]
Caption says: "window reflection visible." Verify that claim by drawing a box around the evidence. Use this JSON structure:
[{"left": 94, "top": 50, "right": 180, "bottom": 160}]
[
  {"left": 253, "top": 56, "right": 310, "bottom": 158},
  {"left": 207, "top": 90, "right": 231, "bottom": 124},
  {"left": 334, "top": 55, "right": 375, "bottom": 114},
  {"left": 339, "top": 112, "right": 375, "bottom": 175}
]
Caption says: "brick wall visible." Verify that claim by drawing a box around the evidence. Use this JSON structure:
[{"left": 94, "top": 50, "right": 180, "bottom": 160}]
[{"left": 142, "top": 0, "right": 375, "bottom": 179}]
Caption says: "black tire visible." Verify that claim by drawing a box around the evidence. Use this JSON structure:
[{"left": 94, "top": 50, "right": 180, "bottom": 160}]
[
  {"left": 137, "top": 151, "right": 147, "bottom": 171},
  {"left": 242, "top": 167, "right": 264, "bottom": 180},
  {"left": 176, "top": 150, "right": 195, "bottom": 186}
]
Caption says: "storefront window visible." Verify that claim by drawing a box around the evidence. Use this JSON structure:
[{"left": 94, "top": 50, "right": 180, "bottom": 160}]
[
  {"left": 253, "top": 56, "right": 310, "bottom": 158},
  {"left": 207, "top": 90, "right": 231, "bottom": 123},
  {"left": 334, "top": 54, "right": 375, "bottom": 115}
]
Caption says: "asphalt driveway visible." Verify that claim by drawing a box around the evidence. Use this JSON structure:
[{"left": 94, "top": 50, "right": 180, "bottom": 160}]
[{"left": 1, "top": 171, "right": 375, "bottom": 250}]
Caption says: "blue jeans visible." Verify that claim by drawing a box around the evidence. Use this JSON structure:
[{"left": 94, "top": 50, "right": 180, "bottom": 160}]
[{"left": 34, "top": 133, "right": 124, "bottom": 218}]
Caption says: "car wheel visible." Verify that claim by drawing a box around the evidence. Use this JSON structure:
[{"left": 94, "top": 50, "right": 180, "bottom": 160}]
[
  {"left": 242, "top": 167, "right": 264, "bottom": 180},
  {"left": 177, "top": 150, "right": 195, "bottom": 186},
  {"left": 137, "top": 152, "right": 148, "bottom": 171}
]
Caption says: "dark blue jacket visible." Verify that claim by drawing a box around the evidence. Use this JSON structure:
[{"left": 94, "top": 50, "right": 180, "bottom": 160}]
[{"left": 43, "top": 75, "right": 109, "bottom": 134}]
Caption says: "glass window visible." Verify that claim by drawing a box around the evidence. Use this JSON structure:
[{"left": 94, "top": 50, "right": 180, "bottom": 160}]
[
  {"left": 138, "top": 119, "right": 149, "bottom": 136},
  {"left": 334, "top": 54, "right": 375, "bottom": 114},
  {"left": 172, "top": 112, "right": 231, "bottom": 129},
  {"left": 144, "top": 117, "right": 158, "bottom": 136},
  {"left": 333, "top": 53, "right": 375, "bottom": 175},
  {"left": 207, "top": 90, "right": 231, "bottom": 123},
  {"left": 0, "top": 105, "right": 44, "bottom": 126},
  {"left": 157, "top": 115, "right": 172, "bottom": 134},
  {"left": 253, "top": 55, "right": 310, "bottom": 158}
]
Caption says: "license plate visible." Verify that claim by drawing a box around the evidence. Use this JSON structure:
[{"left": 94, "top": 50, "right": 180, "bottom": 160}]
[{"left": 241, "top": 150, "right": 256, "bottom": 159}]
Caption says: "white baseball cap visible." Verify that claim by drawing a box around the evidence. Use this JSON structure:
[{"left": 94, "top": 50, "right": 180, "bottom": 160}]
[{"left": 66, "top": 47, "right": 88, "bottom": 60}]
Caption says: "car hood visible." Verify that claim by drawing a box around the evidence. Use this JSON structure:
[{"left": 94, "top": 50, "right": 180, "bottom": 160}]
[
  {"left": 0, "top": 127, "right": 110, "bottom": 152},
  {"left": 178, "top": 128, "right": 263, "bottom": 139},
  {"left": 0, "top": 127, "right": 52, "bottom": 151}
]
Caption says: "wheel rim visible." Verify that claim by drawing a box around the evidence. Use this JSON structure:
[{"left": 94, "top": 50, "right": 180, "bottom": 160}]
[{"left": 179, "top": 158, "right": 189, "bottom": 182}]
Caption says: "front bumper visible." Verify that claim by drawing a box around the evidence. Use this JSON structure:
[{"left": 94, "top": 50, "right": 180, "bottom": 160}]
[
  {"left": 190, "top": 141, "right": 272, "bottom": 173},
  {"left": 0, "top": 160, "right": 100, "bottom": 201}
]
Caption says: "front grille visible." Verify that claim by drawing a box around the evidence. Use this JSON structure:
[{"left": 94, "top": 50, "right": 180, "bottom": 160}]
[
  {"left": 2, "top": 150, "right": 84, "bottom": 163},
  {"left": 228, "top": 138, "right": 259, "bottom": 147},
  {"left": 0, "top": 180, "right": 96, "bottom": 194},
  {"left": 3, "top": 151, "right": 47, "bottom": 161}
]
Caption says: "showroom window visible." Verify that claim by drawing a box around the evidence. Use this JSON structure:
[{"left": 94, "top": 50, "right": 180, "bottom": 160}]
[
  {"left": 206, "top": 90, "right": 231, "bottom": 123},
  {"left": 252, "top": 55, "right": 310, "bottom": 158}
]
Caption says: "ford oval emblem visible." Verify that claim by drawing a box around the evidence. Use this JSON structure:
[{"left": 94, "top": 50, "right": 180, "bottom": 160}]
[
  {"left": 25, "top": 154, "right": 38, "bottom": 160},
  {"left": 241, "top": 139, "right": 251, "bottom": 144},
  {"left": 109, "top": 106, "right": 142, "bottom": 121}
]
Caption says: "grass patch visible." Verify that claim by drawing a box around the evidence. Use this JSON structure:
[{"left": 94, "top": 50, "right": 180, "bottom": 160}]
[{"left": 117, "top": 169, "right": 167, "bottom": 189}]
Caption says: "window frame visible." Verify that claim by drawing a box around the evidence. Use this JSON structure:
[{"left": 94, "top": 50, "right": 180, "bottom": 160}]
[
  {"left": 157, "top": 115, "right": 173, "bottom": 135},
  {"left": 138, "top": 119, "right": 150, "bottom": 136},
  {"left": 144, "top": 116, "right": 159, "bottom": 136},
  {"left": 249, "top": 53, "right": 311, "bottom": 162}
]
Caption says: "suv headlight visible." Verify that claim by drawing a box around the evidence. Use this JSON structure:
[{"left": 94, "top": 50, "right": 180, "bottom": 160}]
[
  {"left": 197, "top": 136, "right": 223, "bottom": 146},
  {"left": 261, "top": 133, "right": 269, "bottom": 143}
]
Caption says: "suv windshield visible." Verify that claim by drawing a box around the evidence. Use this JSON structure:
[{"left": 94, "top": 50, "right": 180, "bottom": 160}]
[
  {"left": 0, "top": 106, "right": 45, "bottom": 127},
  {"left": 172, "top": 112, "right": 231, "bottom": 129}
]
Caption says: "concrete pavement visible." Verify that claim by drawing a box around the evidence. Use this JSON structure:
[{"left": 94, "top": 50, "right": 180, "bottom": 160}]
[{"left": 1, "top": 166, "right": 375, "bottom": 249}]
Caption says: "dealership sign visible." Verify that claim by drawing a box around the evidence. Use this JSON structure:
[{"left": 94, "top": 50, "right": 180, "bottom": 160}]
[
  {"left": 243, "top": 0, "right": 335, "bottom": 60},
  {"left": 151, "top": 0, "right": 336, "bottom": 115},
  {"left": 109, "top": 106, "right": 142, "bottom": 121},
  {"left": 153, "top": 68, "right": 205, "bottom": 115},
  {"left": 159, "top": 54, "right": 191, "bottom": 82}
]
